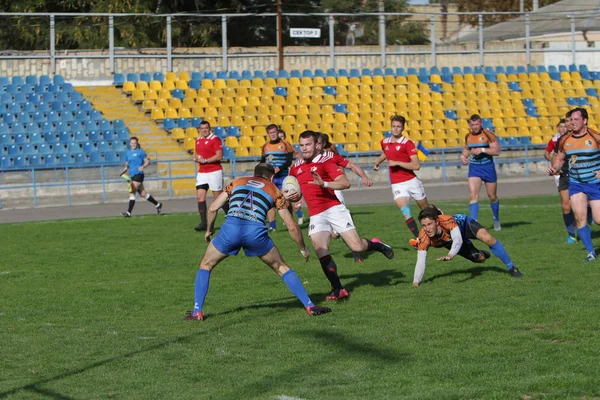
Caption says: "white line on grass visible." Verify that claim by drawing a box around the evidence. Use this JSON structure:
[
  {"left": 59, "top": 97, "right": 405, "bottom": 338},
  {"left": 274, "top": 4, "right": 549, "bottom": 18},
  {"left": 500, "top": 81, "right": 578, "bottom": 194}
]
[{"left": 277, "top": 396, "right": 307, "bottom": 400}]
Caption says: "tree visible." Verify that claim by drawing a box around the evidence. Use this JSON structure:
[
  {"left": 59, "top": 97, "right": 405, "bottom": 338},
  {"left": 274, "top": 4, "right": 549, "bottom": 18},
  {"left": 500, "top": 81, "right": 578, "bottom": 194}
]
[{"left": 456, "top": 0, "right": 563, "bottom": 27}]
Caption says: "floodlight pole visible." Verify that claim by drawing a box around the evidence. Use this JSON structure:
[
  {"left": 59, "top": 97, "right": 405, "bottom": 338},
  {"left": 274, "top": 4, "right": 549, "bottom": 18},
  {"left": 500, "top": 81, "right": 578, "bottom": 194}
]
[{"left": 277, "top": 0, "right": 284, "bottom": 71}]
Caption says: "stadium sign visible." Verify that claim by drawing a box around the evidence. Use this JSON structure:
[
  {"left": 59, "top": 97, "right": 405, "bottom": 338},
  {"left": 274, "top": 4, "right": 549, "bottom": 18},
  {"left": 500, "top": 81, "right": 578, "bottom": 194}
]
[{"left": 290, "top": 28, "right": 321, "bottom": 38}]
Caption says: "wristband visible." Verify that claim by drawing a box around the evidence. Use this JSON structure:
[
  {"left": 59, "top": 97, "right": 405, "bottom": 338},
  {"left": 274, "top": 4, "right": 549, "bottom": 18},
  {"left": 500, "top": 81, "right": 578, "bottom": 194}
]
[
  {"left": 323, "top": 181, "right": 329, "bottom": 188},
  {"left": 481, "top": 148, "right": 486, "bottom": 153}
]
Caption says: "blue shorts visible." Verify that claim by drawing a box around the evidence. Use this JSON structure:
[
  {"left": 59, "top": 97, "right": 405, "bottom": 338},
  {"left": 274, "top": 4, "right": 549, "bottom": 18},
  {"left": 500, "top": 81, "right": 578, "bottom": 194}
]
[
  {"left": 468, "top": 162, "right": 497, "bottom": 183},
  {"left": 211, "top": 217, "right": 274, "bottom": 257},
  {"left": 569, "top": 181, "right": 600, "bottom": 200},
  {"left": 273, "top": 175, "right": 286, "bottom": 190}
]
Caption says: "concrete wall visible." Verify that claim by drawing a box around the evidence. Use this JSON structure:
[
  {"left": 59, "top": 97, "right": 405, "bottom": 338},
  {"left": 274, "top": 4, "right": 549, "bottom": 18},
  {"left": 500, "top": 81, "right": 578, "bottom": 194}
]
[{"left": 0, "top": 42, "right": 546, "bottom": 81}]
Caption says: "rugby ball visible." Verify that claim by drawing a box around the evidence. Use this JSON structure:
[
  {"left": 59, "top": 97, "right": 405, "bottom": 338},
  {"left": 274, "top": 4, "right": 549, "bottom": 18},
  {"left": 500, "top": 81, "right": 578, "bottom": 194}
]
[{"left": 282, "top": 176, "right": 302, "bottom": 200}]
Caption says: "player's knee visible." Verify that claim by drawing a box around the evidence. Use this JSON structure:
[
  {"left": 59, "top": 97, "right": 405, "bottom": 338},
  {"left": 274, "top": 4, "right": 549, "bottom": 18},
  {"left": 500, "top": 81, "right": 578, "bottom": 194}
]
[
  {"left": 199, "top": 264, "right": 214, "bottom": 272},
  {"left": 489, "top": 194, "right": 498, "bottom": 202}
]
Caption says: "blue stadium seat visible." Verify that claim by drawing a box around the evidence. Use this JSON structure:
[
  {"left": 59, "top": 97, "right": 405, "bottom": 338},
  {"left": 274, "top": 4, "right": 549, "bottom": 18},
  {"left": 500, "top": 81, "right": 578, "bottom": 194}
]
[
  {"left": 507, "top": 137, "right": 520, "bottom": 146},
  {"left": 8, "top": 103, "right": 21, "bottom": 114},
  {"left": 464, "top": 66, "right": 474, "bottom": 74},
  {"left": 73, "top": 153, "right": 86, "bottom": 164},
  {"left": 57, "top": 153, "right": 73, "bottom": 165},
  {"left": 350, "top": 69, "right": 361, "bottom": 78},
  {"left": 74, "top": 131, "right": 87, "bottom": 142},
  {"left": 338, "top": 69, "right": 349, "bottom": 77},
  {"left": 290, "top": 70, "right": 301, "bottom": 78},
  {"left": 61, "top": 111, "right": 74, "bottom": 123},
  {"left": 126, "top": 73, "right": 139, "bottom": 83},
  {"left": 444, "top": 110, "right": 458, "bottom": 120},
  {"left": 29, "top": 131, "right": 42, "bottom": 143},
  {"left": 89, "top": 151, "right": 103, "bottom": 163},
  {"left": 526, "top": 107, "right": 540, "bottom": 117},
  {"left": 98, "top": 119, "right": 111, "bottom": 131},
  {"left": 226, "top": 126, "right": 241, "bottom": 137},
  {"left": 0, "top": 123, "right": 9, "bottom": 134},
  {"left": 213, "top": 126, "right": 226, "bottom": 138},
  {"left": 103, "top": 130, "right": 116, "bottom": 141},
  {"left": 176, "top": 118, "right": 190, "bottom": 129},
  {"left": 0, "top": 76, "right": 9, "bottom": 86},
  {"left": 302, "top": 69, "right": 314, "bottom": 78},
  {"left": 14, "top": 133, "right": 27, "bottom": 144},
  {"left": 113, "top": 73, "right": 125, "bottom": 86},
  {"left": 52, "top": 100, "right": 63, "bottom": 111},
  {"left": 516, "top": 66, "right": 526, "bottom": 73},
  {"left": 3, "top": 113, "right": 14, "bottom": 124},
  {"left": 586, "top": 88, "right": 598, "bottom": 97},
  {"left": 558, "top": 65, "right": 568, "bottom": 72},
  {"left": 188, "top": 80, "right": 201, "bottom": 90},
  {"left": 42, "top": 132, "right": 58, "bottom": 144},
  {"left": 12, "top": 76, "right": 24, "bottom": 85},
  {"left": 334, "top": 104, "right": 347, "bottom": 113},
  {"left": 0, "top": 133, "right": 11, "bottom": 145},
  {"left": 80, "top": 101, "right": 93, "bottom": 112},
  {"left": 266, "top": 70, "right": 278, "bottom": 79},
  {"left": 98, "top": 141, "right": 112, "bottom": 152},
  {"left": 522, "top": 98, "right": 535, "bottom": 107},
  {"left": 7, "top": 144, "right": 20, "bottom": 155},
  {"left": 430, "top": 84, "right": 443, "bottom": 93},
  {"left": 23, "top": 102, "right": 36, "bottom": 113},
  {"left": 407, "top": 67, "right": 417, "bottom": 75},
  {"left": 384, "top": 68, "right": 395, "bottom": 76},
  {"left": 70, "top": 92, "right": 83, "bottom": 102},
  {"left": 578, "top": 97, "right": 589, "bottom": 106},
  {"left": 474, "top": 66, "right": 483, "bottom": 74},
  {"left": 140, "top": 72, "right": 152, "bottom": 82},
  {"left": 82, "top": 142, "right": 96, "bottom": 153},
  {"left": 14, "top": 156, "right": 28, "bottom": 168},
  {"left": 163, "top": 118, "right": 175, "bottom": 130},
  {"left": 89, "top": 110, "right": 102, "bottom": 121},
  {"left": 275, "top": 87, "right": 288, "bottom": 97},
  {"left": 566, "top": 97, "right": 578, "bottom": 106},
  {"left": 527, "top": 65, "right": 537, "bottom": 73},
  {"left": 153, "top": 72, "right": 165, "bottom": 82},
  {"left": 44, "top": 154, "right": 57, "bottom": 166},
  {"left": 29, "top": 155, "right": 42, "bottom": 166},
  {"left": 38, "top": 143, "right": 52, "bottom": 155},
  {"left": 324, "top": 86, "right": 336, "bottom": 96},
  {"left": 1, "top": 156, "right": 13, "bottom": 168},
  {"left": 67, "top": 142, "right": 81, "bottom": 153},
  {"left": 53, "top": 75, "right": 65, "bottom": 85},
  {"left": 203, "top": 72, "right": 215, "bottom": 80},
  {"left": 190, "top": 117, "right": 202, "bottom": 128},
  {"left": 362, "top": 68, "right": 374, "bottom": 76},
  {"left": 314, "top": 69, "right": 325, "bottom": 78},
  {"left": 326, "top": 69, "right": 338, "bottom": 77},
  {"left": 171, "top": 89, "right": 184, "bottom": 99},
  {"left": 105, "top": 151, "right": 119, "bottom": 163},
  {"left": 35, "top": 84, "right": 48, "bottom": 93},
  {"left": 117, "top": 129, "right": 130, "bottom": 140},
  {"left": 112, "top": 140, "right": 126, "bottom": 152},
  {"left": 62, "top": 83, "right": 73, "bottom": 93},
  {"left": 228, "top": 71, "right": 241, "bottom": 80},
  {"left": 520, "top": 136, "right": 532, "bottom": 145},
  {"left": 13, "top": 123, "right": 26, "bottom": 135},
  {"left": 25, "top": 75, "right": 37, "bottom": 85},
  {"left": 508, "top": 82, "right": 521, "bottom": 91},
  {"left": 88, "top": 130, "right": 101, "bottom": 141}
]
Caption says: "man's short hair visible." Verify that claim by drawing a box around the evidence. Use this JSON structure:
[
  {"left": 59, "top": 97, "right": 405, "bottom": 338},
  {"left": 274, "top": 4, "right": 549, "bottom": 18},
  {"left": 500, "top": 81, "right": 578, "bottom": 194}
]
[
  {"left": 391, "top": 115, "right": 406, "bottom": 125},
  {"left": 277, "top": 129, "right": 287, "bottom": 139},
  {"left": 254, "top": 163, "right": 275, "bottom": 179},
  {"left": 418, "top": 205, "right": 442, "bottom": 221},
  {"left": 469, "top": 114, "right": 482, "bottom": 122},
  {"left": 200, "top": 121, "right": 211, "bottom": 129},
  {"left": 299, "top": 130, "right": 319, "bottom": 142},
  {"left": 266, "top": 124, "right": 279, "bottom": 132},
  {"left": 565, "top": 110, "right": 573, "bottom": 118},
  {"left": 570, "top": 107, "right": 588, "bottom": 120},
  {"left": 558, "top": 118, "right": 566, "bottom": 126}
]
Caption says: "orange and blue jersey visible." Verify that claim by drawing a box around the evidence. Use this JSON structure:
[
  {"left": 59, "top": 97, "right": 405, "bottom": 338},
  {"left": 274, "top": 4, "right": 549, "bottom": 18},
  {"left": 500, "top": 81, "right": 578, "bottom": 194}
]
[
  {"left": 224, "top": 176, "right": 287, "bottom": 225},
  {"left": 261, "top": 139, "right": 294, "bottom": 177},
  {"left": 417, "top": 214, "right": 458, "bottom": 251},
  {"left": 557, "top": 129, "right": 600, "bottom": 184},
  {"left": 465, "top": 129, "right": 497, "bottom": 165}
]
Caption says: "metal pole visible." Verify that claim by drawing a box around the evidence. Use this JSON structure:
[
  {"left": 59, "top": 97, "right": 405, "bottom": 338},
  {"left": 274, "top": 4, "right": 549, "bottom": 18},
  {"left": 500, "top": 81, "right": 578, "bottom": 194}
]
[
  {"left": 525, "top": 14, "right": 530, "bottom": 66},
  {"left": 430, "top": 16, "right": 436, "bottom": 68},
  {"left": 109, "top": 16, "right": 115, "bottom": 74},
  {"left": 32, "top": 168, "right": 38, "bottom": 207},
  {"left": 520, "top": 0, "right": 524, "bottom": 13},
  {"left": 378, "top": 0, "right": 386, "bottom": 68},
  {"left": 50, "top": 14, "right": 55, "bottom": 75},
  {"left": 533, "top": 0, "right": 539, "bottom": 11},
  {"left": 101, "top": 165, "right": 106, "bottom": 203},
  {"left": 277, "top": 0, "right": 283, "bottom": 71},
  {"left": 329, "top": 15, "right": 335, "bottom": 70},
  {"left": 166, "top": 16, "right": 172, "bottom": 72},
  {"left": 221, "top": 15, "right": 228, "bottom": 71},
  {"left": 478, "top": 14, "right": 484, "bottom": 67},
  {"left": 570, "top": 15, "right": 576, "bottom": 65}
]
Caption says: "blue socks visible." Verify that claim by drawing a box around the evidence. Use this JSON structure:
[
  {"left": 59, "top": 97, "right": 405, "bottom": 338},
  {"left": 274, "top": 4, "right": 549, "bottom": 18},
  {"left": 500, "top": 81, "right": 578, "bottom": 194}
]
[
  {"left": 296, "top": 210, "right": 303, "bottom": 218},
  {"left": 269, "top": 220, "right": 277, "bottom": 230},
  {"left": 469, "top": 202, "right": 479, "bottom": 220},
  {"left": 563, "top": 212, "right": 576, "bottom": 237},
  {"left": 577, "top": 225, "right": 596, "bottom": 255},
  {"left": 489, "top": 241, "right": 514, "bottom": 270},
  {"left": 193, "top": 269, "right": 211, "bottom": 314},
  {"left": 282, "top": 270, "right": 314, "bottom": 308},
  {"left": 490, "top": 200, "right": 500, "bottom": 221}
]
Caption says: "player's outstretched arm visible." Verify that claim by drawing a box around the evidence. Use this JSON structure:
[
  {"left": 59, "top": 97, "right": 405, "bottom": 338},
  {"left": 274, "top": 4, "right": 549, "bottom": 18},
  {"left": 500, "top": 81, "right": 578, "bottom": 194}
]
[
  {"left": 309, "top": 171, "right": 351, "bottom": 190},
  {"left": 346, "top": 161, "right": 373, "bottom": 186},
  {"left": 437, "top": 227, "right": 463, "bottom": 261},
  {"left": 205, "top": 191, "right": 229, "bottom": 242},
  {"left": 373, "top": 153, "right": 387, "bottom": 171},
  {"left": 413, "top": 250, "right": 428, "bottom": 286},
  {"left": 278, "top": 207, "right": 310, "bottom": 261}
]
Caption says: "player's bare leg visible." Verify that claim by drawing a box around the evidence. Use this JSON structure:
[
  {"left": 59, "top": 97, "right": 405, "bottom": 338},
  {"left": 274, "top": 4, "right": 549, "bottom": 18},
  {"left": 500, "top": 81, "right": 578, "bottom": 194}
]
[
  {"left": 394, "top": 196, "right": 419, "bottom": 237},
  {"left": 267, "top": 208, "right": 277, "bottom": 232},
  {"left": 468, "top": 177, "right": 483, "bottom": 221},
  {"left": 136, "top": 182, "right": 161, "bottom": 214},
  {"left": 121, "top": 180, "right": 138, "bottom": 217},
  {"left": 560, "top": 189, "right": 576, "bottom": 243},
  {"left": 340, "top": 229, "right": 394, "bottom": 260},
  {"left": 185, "top": 243, "right": 228, "bottom": 321},
  {"left": 474, "top": 224, "right": 521, "bottom": 277},
  {"left": 572, "top": 193, "right": 596, "bottom": 261},
  {"left": 485, "top": 181, "right": 501, "bottom": 231},
  {"left": 259, "top": 246, "right": 330, "bottom": 315},
  {"left": 195, "top": 187, "right": 208, "bottom": 231}
]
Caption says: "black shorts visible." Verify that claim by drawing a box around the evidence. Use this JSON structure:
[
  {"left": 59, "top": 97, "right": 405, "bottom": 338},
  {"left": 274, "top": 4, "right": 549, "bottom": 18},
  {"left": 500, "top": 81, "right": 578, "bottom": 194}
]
[
  {"left": 131, "top": 174, "right": 144, "bottom": 183},
  {"left": 558, "top": 174, "right": 569, "bottom": 192}
]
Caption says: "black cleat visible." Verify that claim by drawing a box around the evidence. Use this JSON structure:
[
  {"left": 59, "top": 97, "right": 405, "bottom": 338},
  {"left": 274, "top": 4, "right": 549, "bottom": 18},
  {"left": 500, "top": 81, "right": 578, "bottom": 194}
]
[
  {"left": 306, "top": 305, "right": 332, "bottom": 316},
  {"left": 352, "top": 252, "right": 363, "bottom": 263},
  {"left": 156, "top": 203, "right": 162, "bottom": 214},
  {"left": 372, "top": 237, "right": 394, "bottom": 259},
  {"left": 481, "top": 250, "right": 491, "bottom": 259},
  {"left": 509, "top": 267, "right": 523, "bottom": 278},
  {"left": 121, "top": 212, "right": 131, "bottom": 218},
  {"left": 194, "top": 224, "right": 207, "bottom": 232}
]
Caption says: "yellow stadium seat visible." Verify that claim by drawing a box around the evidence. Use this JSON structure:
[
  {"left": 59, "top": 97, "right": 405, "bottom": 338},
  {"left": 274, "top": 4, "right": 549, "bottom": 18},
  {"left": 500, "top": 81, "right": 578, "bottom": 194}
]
[
  {"left": 184, "top": 127, "right": 198, "bottom": 139},
  {"left": 235, "top": 147, "right": 249, "bottom": 156},
  {"left": 171, "top": 128, "right": 185, "bottom": 140},
  {"left": 179, "top": 108, "right": 191, "bottom": 118},
  {"left": 225, "top": 136, "right": 240, "bottom": 148},
  {"left": 357, "top": 142, "right": 370, "bottom": 152}
]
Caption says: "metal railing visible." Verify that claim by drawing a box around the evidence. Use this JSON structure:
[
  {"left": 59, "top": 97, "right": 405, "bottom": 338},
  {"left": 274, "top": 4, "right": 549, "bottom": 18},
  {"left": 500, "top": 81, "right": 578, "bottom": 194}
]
[
  {"left": 0, "top": 10, "right": 597, "bottom": 73},
  {"left": 0, "top": 145, "right": 548, "bottom": 208}
]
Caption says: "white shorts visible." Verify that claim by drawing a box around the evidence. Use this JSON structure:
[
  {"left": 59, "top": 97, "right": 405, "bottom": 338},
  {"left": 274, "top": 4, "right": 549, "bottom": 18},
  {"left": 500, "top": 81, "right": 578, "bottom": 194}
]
[
  {"left": 334, "top": 189, "right": 345, "bottom": 205},
  {"left": 308, "top": 204, "right": 355, "bottom": 237},
  {"left": 391, "top": 177, "right": 427, "bottom": 201},
  {"left": 196, "top": 170, "right": 224, "bottom": 191}
]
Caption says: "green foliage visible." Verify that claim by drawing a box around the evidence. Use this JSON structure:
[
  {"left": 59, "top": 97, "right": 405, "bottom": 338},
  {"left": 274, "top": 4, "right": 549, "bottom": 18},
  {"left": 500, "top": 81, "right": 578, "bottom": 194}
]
[
  {"left": 2, "top": 195, "right": 600, "bottom": 398},
  {"left": 456, "top": 0, "right": 563, "bottom": 27}
]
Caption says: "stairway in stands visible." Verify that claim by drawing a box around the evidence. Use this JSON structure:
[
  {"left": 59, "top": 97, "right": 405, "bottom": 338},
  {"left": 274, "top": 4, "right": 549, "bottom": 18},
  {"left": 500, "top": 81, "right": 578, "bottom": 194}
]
[{"left": 75, "top": 86, "right": 196, "bottom": 195}]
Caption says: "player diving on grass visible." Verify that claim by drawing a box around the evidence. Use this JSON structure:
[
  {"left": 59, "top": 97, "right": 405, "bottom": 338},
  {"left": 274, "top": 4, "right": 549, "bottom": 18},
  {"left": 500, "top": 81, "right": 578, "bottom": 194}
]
[
  {"left": 412, "top": 206, "right": 522, "bottom": 287},
  {"left": 184, "top": 163, "right": 330, "bottom": 321}
]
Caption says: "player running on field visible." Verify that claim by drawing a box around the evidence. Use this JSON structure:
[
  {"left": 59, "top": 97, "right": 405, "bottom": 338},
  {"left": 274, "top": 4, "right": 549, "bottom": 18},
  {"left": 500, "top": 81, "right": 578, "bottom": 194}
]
[
  {"left": 412, "top": 206, "right": 522, "bottom": 287},
  {"left": 184, "top": 163, "right": 330, "bottom": 321},
  {"left": 287, "top": 130, "right": 394, "bottom": 301},
  {"left": 373, "top": 115, "right": 429, "bottom": 238}
]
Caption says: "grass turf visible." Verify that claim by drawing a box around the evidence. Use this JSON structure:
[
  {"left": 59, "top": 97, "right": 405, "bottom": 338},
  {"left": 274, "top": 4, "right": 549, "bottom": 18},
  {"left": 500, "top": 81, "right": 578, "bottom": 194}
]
[{"left": 2, "top": 194, "right": 600, "bottom": 399}]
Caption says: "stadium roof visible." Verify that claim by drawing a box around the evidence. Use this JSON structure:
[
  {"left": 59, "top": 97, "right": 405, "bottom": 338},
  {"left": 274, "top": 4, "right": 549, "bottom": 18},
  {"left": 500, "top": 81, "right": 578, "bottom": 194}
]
[{"left": 458, "top": 0, "right": 600, "bottom": 43}]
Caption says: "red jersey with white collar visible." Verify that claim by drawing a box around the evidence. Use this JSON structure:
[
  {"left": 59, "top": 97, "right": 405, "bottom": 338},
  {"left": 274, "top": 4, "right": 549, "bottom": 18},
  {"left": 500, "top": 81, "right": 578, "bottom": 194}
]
[
  {"left": 289, "top": 152, "right": 345, "bottom": 216},
  {"left": 195, "top": 134, "right": 223, "bottom": 173},
  {"left": 326, "top": 151, "right": 350, "bottom": 168},
  {"left": 380, "top": 136, "right": 417, "bottom": 184}
]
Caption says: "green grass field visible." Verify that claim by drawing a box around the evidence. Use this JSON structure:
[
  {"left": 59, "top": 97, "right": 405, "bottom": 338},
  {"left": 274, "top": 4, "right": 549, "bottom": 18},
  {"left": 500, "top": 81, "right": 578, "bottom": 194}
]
[{"left": 2, "top": 195, "right": 600, "bottom": 399}]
